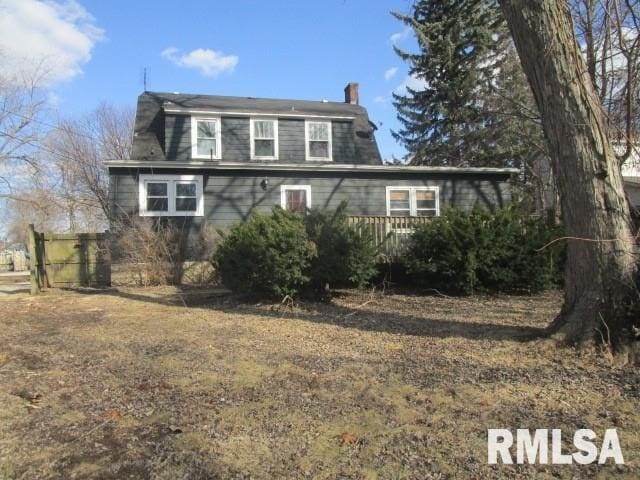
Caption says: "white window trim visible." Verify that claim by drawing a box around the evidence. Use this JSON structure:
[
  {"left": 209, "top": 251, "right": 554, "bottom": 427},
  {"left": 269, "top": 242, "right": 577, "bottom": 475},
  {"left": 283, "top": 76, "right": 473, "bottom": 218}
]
[
  {"left": 250, "top": 117, "right": 279, "bottom": 160},
  {"left": 385, "top": 186, "right": 440, "bottom": 217},
  {"left": 139, "top": 174, "right": 204, "bottom": 217},
  {"left": 191, "top": 116, "right": 222, "bottom": 160},
  {"left": 305, "top": 120, "right": 333, "bottom": 162},
  {"left": 280, "top": 185, "right": 312, "bottom": 211}
]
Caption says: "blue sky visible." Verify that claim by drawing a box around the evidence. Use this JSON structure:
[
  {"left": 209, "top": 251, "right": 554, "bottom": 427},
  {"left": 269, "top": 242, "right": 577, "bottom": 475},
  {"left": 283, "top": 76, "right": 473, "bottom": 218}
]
[{"left": 2, "top": 0, "right": 420, "bottom": 161}]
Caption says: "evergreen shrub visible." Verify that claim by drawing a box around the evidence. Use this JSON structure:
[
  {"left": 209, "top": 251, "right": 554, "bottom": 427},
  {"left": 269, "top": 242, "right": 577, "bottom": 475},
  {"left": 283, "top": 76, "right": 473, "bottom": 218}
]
[
  {"left": 404, "top": 207, "right": 564, "bottom": 294},
  {"left": 213, "top": 208, "right": 316, "bottom": 298},
  {"left": 304, "top": 202, "right": 378, "bottom": 290},
  {"left": 214, "top": 203, "right": 378, "bottom": 298}
]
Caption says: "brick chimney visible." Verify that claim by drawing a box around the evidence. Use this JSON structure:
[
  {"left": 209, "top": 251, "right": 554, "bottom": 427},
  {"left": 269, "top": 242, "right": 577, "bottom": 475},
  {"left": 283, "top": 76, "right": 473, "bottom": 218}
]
[{"left": 344, "top": 82, "right": 359, "bottom": 105}]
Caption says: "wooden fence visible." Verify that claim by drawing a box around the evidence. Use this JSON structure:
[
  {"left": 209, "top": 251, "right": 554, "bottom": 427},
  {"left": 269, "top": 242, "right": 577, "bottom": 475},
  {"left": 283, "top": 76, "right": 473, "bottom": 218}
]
[
  {"left": 347, "top": 216, "right": 432, "bottom": 259},
  {"left": 0, "top": 250, "right": 29, "bottom": 272},
  {"left": 28, "top": 224, "right": 111, "bottom": 293},
  {"left": 0, "top": 251, "right": 13, "bottom": 272}
]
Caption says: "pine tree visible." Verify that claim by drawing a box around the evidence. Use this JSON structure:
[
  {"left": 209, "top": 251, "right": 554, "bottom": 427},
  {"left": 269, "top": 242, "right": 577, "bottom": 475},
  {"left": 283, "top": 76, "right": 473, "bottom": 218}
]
[{"left": 392, "top": 0, "right": 540, "bottom": 168}]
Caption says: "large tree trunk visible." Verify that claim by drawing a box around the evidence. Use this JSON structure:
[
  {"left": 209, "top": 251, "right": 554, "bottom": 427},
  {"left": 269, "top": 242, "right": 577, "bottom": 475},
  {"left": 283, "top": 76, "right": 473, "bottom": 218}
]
[{"left": 499, "top": 0, "right": 638, "bottom": 345}]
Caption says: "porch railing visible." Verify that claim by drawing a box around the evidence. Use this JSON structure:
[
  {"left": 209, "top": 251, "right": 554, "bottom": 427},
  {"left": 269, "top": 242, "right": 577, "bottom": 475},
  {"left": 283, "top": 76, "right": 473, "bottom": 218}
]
[{"left": 347, "top": 216, "right": 432, "bottom": 260}]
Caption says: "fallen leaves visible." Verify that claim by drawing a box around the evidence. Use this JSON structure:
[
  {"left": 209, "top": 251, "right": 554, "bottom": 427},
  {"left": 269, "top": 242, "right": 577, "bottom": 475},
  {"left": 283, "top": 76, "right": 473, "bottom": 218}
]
[
  {"left": 167, "top": 425, "right": 183, "bottom": 434},
  {"left": 1, "top": 288, "right": 638, "bottom": 479},
  {"left": 11, "top": 389, "right": 42, "bottom": 408},
  {"left": 106, "top": 410, "right": 123, "bottom": 421},
  {"left": 339, "top": 431, "right": 358, "bottom": 446}
]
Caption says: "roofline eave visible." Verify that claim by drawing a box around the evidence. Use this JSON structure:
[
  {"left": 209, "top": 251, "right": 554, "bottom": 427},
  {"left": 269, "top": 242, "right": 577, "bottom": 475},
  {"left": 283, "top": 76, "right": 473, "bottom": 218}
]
[{"left": 105, "top": 160, "right": 519, "bottom": 175}]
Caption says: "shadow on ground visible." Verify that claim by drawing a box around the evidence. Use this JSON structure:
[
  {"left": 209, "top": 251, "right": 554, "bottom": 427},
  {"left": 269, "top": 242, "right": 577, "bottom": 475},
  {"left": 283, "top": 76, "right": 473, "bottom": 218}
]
[{"left": 68, "top": 286, "right": 546, "bottom": 342}]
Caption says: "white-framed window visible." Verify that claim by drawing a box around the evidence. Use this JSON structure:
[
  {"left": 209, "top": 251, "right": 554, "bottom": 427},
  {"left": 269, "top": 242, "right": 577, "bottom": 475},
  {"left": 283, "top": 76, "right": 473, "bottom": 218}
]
[
  {"left": 305, "top": 120, "right": 332, "bottom": 161},
  {"left": 385, "top": 186, "right": 439, "bottom": 217},
  {"left": 191, "top": 117, "right": 221, "bottom": 160},
  {"left": 139, "top": 174, "right": 204, "bottom": 216},
  {"left": 281, "top": 185, "right": 311, "bottom": 214},
  {"left": 250, "top": 118, "right": 278, "bottom": 160}
]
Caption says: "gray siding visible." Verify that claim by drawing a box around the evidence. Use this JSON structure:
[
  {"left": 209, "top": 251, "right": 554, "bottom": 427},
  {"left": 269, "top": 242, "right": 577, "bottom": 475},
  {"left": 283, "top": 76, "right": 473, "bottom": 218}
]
[
  {"left": 110, "top": 169, "right": 512, "bottom": 232},
  {"left": 277, "top": 119, "right": 305, "bottom": 162},
  {"left": 163, "top": 115, "right": 360, "bottom": 164},
  {"left": 625, "top": 181, "right": 640, "bottom": 208},
  {"left": 164, "top": 115, "right": 190, "bottom": 161},
  {"left": 332, "top": 121, "right": 356, "bottom": 162},
  {"left": 222, "top": 117, "right": 250, "bottom": 161}
]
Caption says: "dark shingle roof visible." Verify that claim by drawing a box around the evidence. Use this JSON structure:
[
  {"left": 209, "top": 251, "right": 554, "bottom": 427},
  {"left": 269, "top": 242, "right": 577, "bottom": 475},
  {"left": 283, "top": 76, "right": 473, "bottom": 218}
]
[{"left": 131, "top": 91, "right": 382, "bottom": 164}]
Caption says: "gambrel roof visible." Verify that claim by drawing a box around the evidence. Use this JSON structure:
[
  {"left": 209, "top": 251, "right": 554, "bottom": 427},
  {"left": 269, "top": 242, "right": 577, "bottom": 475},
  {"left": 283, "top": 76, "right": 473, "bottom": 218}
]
[{"left": 131, "top": 91, "right": 382, "bottom": 164}]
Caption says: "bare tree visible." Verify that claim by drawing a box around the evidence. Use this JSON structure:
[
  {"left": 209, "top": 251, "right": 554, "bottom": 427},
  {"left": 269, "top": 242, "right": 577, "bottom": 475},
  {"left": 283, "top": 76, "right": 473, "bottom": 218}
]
[
  {"left": 47, "top": 103, "right": 134, "bottom": 223},
  {"left": 2, "top": 102, "right": 134, "bottom": 241},
  {"left": 499, "top": 0, "right": 638, "bottom": 346},
  {"left": 569, "top": 0, "right": 640, "bottom": 162},
  {"left": 2, "top": 188, "right": 63, "bottom": 245},
  {"left": 0, "top": 67, "right": 47, "bottom": 197}
]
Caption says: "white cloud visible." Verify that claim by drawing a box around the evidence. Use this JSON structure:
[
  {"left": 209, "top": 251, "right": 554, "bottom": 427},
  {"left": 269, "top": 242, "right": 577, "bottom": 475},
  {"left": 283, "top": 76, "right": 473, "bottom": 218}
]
[
  {"left": 374, "top": 71, "right": 426, "bottom": 105},
  {"left": 394, "top": 74, "right": 428, "bottom": 95},
  {"left": 0, "top": 0, "right": 104, "bottom": 85},
  {"left": 390, "top": 26, "right": 412, "bottom": 45},
  {"left": 384, "top": 67, "right": 398, "bottom": 81},
  {"left": 161, "top": 47, "right": 238, "bottom": 78}
]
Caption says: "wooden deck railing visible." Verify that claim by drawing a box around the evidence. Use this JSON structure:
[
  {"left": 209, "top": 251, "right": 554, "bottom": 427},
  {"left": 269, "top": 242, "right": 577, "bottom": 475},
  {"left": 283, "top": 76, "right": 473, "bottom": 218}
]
[{"left": 347, "top": 216, "right": 432, "bottom": 259}]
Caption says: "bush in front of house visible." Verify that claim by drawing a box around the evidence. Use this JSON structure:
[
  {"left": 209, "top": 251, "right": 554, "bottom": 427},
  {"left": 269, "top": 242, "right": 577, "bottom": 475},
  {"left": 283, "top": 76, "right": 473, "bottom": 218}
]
[
  {"left": 404, "top": 208, "right": 479, "bottom": 294},
  {"left": 113, "top": 217, "right": 186, "bottom": 286},
  {"left": 213, "top": 207, "right": 316, "bottom": 298},
  {"left": 404, "top": 207, "right": 564, "bottom": 295},
  {"left": 214, "top": 203, "right": 379, "bottom": 298},
  {"left": 304, "top": 201, "right": 378, "bottom": 290},
  {"left": 112, "top": 216, "right": 219, "bottom": 286},
  {"left": 474, "top": 207, "right": 564, "bottom": 293}
]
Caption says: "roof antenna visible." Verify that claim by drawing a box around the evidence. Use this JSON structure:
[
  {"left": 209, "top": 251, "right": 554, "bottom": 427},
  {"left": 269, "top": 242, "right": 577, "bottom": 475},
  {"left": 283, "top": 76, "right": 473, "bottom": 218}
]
[{"left": 142, "top": 67, "right": 148, "bottom": 91}]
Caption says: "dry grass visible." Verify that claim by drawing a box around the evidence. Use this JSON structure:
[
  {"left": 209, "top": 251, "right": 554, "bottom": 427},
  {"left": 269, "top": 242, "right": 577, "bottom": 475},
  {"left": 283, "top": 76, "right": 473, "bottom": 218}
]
[{"left": 0, "top": 287, "right": 638, "bottom": 479}]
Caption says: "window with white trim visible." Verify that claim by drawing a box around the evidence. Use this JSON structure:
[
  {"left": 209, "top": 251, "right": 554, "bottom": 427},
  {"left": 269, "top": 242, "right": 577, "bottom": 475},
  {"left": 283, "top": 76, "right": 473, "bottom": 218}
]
[
  {"left": 305, "top": 120, "right": 332, "bottom": 161},
  {"left": 386, "top": 186, "right": 439, "bottom": 217},
  {"left": 281, "top": 185, "right": 311, "bottom": 214},
  {"left": 139, "top": 174, "right": 204, "bottom": 216},
  {"left": 250, "top": 118, "right": 278, "bottom": 160},
  {"left": 191, "top": 117, "right": 221, "bottom": 159},
  {"left": 145, "top": 181, "right": 169, "bottom": 213}
]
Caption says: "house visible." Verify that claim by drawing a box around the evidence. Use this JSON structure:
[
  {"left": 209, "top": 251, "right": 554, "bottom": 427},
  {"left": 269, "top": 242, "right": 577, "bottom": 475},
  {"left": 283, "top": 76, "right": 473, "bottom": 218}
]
[
  {"left": 622, "top": 155, "right": 640, "bottom": 219},
  {"left": 106, "top": 84, "right": 517, "bottom": 250}
]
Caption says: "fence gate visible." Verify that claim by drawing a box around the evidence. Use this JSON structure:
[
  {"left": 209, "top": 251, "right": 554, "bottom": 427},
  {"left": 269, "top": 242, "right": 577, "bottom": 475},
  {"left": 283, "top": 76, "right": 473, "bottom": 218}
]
[{"left": 28, "top": 224, "right": 111, "bottom": 292}]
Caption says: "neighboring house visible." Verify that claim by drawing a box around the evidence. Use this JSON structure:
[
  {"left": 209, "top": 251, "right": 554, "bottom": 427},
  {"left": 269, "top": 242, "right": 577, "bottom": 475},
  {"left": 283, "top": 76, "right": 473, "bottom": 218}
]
[
  {"left": 106, "top": 84, "right": 517, "bottom": 250},
  {"left": 623, "top": 162, "right": 640, "bottom": 220}
]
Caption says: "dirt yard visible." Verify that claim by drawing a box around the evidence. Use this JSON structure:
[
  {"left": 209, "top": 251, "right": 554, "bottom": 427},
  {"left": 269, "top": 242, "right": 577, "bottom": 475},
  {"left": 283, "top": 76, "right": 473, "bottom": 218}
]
[{"left": 0, "top": 287, "right": 638, "bottom": 479}]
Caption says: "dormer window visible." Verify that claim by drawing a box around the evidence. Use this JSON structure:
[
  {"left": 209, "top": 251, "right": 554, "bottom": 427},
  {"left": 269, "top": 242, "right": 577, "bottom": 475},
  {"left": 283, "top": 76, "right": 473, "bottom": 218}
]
[
  {"left": 305, "top": 120, "right": 332, "bottom": 161},
  {"left": 250, "top": 118, "right": 278, "bottom": 160},
  {"left": 191, "top": 117, "right": 221, "bottom": 160}
]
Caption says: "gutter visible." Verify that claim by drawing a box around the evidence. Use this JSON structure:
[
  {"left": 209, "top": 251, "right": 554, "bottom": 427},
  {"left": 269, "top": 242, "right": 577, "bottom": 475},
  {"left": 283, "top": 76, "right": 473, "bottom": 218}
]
[{"left": 105, "top": 160, "right": 519, "bottom": 175}]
